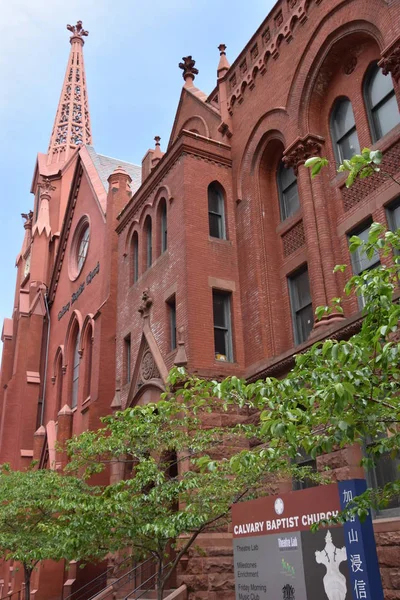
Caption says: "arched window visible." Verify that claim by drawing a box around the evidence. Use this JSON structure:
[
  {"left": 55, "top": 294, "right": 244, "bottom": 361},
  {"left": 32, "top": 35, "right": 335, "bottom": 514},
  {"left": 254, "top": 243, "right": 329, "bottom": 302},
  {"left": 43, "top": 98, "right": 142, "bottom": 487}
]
[
  {"left": 71, "top": 332, "right": 80, "bottom": 409},
  {"left": 131, "top": 231, "right": 139, "bottom": 284},
  {"left": 55, "top": 353, "right": 63, "bottom": 417},
  {"left": 83, "top": 326, "right": 93, "bottom": 401},
  {"left": 277, "top": 162, "right": 299, "bottom": 221},
  {"left": 159, "top": 200, "right": 167, "bottom": 254},
  {"left": 331, "top": 98, "right": 360, "bottom": 162},
  {"left": 365, "top": 64, "right": 400, "bottom": 142},
  {"left": 145, "top": 216, "right": 152, "bottom": 269},
  {"left": 208, "top": 183, "right": 226, "bottom": 239}
]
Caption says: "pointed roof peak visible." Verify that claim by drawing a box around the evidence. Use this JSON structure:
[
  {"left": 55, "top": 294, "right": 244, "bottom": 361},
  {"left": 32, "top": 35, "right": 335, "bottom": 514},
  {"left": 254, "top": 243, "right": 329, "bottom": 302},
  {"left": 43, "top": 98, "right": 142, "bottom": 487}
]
[
  {"left": 47, "top": 22, "right": 92, "bottom": 166},
  {"left": 217, "top": 44, "right": 230, "bottom": 77}
]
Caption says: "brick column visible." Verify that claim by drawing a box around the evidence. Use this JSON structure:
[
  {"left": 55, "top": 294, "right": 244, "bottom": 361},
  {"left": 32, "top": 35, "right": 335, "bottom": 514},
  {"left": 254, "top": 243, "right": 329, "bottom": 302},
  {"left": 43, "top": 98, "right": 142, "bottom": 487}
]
[
  {"left": 283, "top": 135, "right": 345, "bottom": 327},
  {"left": 283, "top": 136, "right": 327, "bottom": 312}
]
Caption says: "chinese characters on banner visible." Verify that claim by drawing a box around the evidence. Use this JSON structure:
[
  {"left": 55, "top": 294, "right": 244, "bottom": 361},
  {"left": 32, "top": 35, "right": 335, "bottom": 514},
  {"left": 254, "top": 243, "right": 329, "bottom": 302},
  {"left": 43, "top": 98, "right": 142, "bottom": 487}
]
[{"left": 338, "top": 480, "right": 384, "bottom": 600}]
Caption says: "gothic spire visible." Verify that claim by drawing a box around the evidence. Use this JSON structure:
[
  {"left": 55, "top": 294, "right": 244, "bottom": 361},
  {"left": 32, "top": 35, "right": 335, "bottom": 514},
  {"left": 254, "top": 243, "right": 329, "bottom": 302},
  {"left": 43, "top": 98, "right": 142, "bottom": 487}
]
[{"left": 47, "top": 21, "right": 92, "bottom": 166}]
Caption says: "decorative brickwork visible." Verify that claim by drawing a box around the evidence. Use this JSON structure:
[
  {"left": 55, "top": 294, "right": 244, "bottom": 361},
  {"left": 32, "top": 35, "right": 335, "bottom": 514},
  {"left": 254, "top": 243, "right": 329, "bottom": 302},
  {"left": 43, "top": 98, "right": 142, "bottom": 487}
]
[
  {"left": 282, "top": 220, "right": 305, "bottom": 256},
  {"left": 342, "top": 140, "right": 400, "bottom": 211}
]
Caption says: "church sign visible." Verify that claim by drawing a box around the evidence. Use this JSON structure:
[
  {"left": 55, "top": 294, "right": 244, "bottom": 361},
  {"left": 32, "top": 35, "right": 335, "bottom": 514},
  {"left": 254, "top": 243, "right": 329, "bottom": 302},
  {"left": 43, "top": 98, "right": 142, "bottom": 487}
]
[{"left": 232, "top": 480, "right": 383, "bottom": 600}]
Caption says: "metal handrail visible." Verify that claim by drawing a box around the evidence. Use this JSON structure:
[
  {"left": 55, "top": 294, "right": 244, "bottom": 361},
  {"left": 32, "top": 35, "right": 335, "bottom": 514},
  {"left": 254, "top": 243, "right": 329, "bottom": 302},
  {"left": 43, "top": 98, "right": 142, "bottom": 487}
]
[
  {"left": 0, "top": 591, "right": 22, "bottom": 600},
  {"left": 86, "top": 556, "right": 155, "bottom": 600},
  {"left": 122, "top": 559, "right": 174, "bottom": 600},
  {"left": 64, "top": 555, "right": 140, "bottom": 600}
]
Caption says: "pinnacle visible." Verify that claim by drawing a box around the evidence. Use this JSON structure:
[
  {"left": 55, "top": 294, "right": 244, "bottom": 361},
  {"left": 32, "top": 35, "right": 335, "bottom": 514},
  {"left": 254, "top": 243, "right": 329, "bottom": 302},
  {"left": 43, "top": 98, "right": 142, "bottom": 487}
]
[{"left": 47, "top": 21, "right": 92, "bottom": 166}]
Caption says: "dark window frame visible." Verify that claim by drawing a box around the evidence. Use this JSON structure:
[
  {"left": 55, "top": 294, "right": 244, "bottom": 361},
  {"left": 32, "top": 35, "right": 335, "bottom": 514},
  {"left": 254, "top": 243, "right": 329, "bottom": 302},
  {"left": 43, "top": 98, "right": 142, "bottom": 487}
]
[
  {"left": 71, "top": 332, "right": 80, "bottom": 409},
  {"left": 364, "top": 434, "right": 400, "bottom": 518},
  {"left": 161, "top": 201, "right": 168, "bottom": 253},
  {"left": 145, "top": 217, "right": 152, "bottom": 269},
  {"left": 277, "top": 162, "right": 300, "bottom": 221},
  {"left": 365, "top": 62, "right": 399, "bottom": 143},
  {"left": 288, "top": 266, "right": 314, "bottom": 346},
  {"left": 166, "top": 296, "right": 177, "bottom": 351},
  {"left": 208, "top": 183, "right": 226, "bottom": 240},
  {"left": 348, "top": 220, "right": 380, "bottom": 309},
  {"left": 124, "top": 335, "right": 131, "bottom": 385},
  {"left": 212, "top": 290, "right": 233, "bottom": 362},
  {"left": 131, "top": 232, "right": 139, "bottom": 284},
  {"left": 330, "top": 97, "right": 360, "bottom": 163},
  {"left": 292, "top": 449, "right": 318, "bottom": 492}
]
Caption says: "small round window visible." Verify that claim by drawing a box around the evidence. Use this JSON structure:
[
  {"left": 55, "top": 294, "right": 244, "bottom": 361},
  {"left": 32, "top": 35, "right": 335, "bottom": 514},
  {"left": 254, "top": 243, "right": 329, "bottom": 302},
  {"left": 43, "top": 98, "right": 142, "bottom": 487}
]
[
  {"left": 69, "top": 217, "right": 90, "bottom": 280},
  {"left": 77, "top": 226, "right": 90, "bottom": 273}
]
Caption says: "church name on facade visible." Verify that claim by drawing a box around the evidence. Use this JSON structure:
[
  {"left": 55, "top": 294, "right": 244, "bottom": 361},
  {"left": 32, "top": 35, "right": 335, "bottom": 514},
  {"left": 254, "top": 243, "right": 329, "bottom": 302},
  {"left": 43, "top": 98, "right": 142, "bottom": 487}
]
[{"left": 58, "top": 262, "right": 100, "bottom": 321}]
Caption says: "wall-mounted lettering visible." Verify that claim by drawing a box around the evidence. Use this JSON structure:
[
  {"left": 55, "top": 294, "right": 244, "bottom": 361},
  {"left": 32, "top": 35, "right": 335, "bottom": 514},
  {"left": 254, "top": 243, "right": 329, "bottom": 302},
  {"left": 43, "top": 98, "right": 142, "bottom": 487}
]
[{"left": 58, "top": 262, "right": 100, "bottom": 320}]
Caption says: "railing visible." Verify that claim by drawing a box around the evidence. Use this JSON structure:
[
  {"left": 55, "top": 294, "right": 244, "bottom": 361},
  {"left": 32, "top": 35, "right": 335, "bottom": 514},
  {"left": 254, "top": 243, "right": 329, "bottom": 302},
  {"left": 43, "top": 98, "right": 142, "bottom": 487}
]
[
  {"left": 64, "top": 555, "right": 138, "bottom": 600},
  {"left": 86, "top": 557, "right": 156, "bottom": 600},
  {"left": 0, "top": 591, "right": 22, "bottom": 600},
  {"left": 121, "top": 560, "right": 173, "bottom": 600}
]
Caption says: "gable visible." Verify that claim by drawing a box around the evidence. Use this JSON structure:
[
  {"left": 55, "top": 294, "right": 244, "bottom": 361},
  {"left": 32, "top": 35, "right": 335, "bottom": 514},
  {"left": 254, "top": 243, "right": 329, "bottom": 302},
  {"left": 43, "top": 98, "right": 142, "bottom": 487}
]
[{"left": 168, "top": 87, "right": 223, "bottom": 148}]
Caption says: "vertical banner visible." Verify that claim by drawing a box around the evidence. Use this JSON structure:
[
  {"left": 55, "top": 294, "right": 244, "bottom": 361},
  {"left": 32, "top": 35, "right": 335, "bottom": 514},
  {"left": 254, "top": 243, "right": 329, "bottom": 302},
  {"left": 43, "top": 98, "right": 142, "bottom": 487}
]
[{"left": 338, "top": 479, "right": 384, "bottom": 600}]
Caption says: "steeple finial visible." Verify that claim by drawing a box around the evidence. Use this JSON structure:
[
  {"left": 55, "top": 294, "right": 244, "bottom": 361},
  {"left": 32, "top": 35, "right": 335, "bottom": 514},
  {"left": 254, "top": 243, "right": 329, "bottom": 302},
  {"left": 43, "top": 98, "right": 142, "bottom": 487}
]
[
  {"left": 179, "top": 56, "right": 198, "bottom": 88},
  {"left": 217, "top": 44, "right": 230, "bottom": 77},
  {"left": 47, "top": 21, "right": 92, "bottom": 166},
  {"left": 152, "top": 136, "right": 163, "bottom": 167},
  {"left": 67, "top": 21, "right": 89, "bottom": 41}
]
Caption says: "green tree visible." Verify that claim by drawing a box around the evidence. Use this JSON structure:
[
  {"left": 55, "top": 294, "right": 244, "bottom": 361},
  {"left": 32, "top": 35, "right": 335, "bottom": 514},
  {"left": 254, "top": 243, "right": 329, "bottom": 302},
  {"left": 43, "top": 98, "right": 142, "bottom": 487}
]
[
  {"left": 66, "top": 399, "right": 292, "bottom": 600},
  {"left": 0, "top": 466, "right": 104, "bottom": 600}
]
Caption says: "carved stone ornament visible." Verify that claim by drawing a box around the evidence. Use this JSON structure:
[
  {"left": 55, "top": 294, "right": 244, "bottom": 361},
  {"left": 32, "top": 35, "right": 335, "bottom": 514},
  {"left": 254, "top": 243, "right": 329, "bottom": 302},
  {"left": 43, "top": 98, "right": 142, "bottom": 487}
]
[
  {"left": 67, "top": 21, "right": 89, "bottom": 39},
  {"left": 179, "top": 56, "right": 199, "bottom": 82},
  {"left": 140, "top": 350, "right": 160, "bottom": 381},
  {"left": 38, "top": 178, "right": 56, "bottom": 197},
  {"left": 21, "top": 211, "right": 33, "bottom": 229},
  {"left": 379, "top": 44, "right": 400, "bottom": 82},
  {"left": 282, "top": 135, "right": 325, "bottom": 174},
  {"left": 138, "top": 288, "right": 153, "bottom": 318}
]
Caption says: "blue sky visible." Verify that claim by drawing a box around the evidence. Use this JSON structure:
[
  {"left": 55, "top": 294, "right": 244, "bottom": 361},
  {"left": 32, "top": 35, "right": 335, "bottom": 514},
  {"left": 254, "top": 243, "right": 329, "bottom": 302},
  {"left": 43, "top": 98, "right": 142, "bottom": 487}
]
[{"left": 0, "top": 0, "right": 274, "bottom": 333}]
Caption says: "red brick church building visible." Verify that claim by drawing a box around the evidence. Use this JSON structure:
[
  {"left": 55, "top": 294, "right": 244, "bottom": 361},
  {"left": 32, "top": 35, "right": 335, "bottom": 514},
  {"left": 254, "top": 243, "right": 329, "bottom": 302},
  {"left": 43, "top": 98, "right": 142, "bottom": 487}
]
[{"left": 1, "top": 0, "right": 400, "bottom": 597}]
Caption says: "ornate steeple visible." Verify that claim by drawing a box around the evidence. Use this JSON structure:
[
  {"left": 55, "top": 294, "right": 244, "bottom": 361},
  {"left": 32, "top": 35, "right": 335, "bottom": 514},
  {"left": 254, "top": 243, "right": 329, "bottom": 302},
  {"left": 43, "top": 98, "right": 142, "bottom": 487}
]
[{"left": 47, "top": 21, "right": 92, "bottom": 165}]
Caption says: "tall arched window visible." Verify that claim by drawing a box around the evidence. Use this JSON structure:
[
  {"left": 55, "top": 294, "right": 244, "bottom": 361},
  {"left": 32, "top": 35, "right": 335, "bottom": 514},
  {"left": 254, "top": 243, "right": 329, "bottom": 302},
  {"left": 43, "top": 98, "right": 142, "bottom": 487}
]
[
  {"left": 131, "top": 231, "right": 139, "bottom": 284},
  {"left": 331, "top": 98, "right": 360, "bottom": 162},
  {"left": 145, "top": 216, "right": 152, "bottom": 269},
  {"left": 55, "top": 353, "right": 63, "bottom": 417},
  {"left": 71, "top": 332, "right": 80, "bottom": 409},
  {"left": 208, "top": 183, "right": 226, "bottom": 239},
  {"left": 159, "top": 200, "right": 167, "bottom": 254},
  {"left": 365, "top": 64, "right": 400, "bottom": 142},
  {"left": 277, "top": 162, "right": 299, "bottom": 221},
  {"left": 83, "top": 326, "right": 93, "bottom": 401}
]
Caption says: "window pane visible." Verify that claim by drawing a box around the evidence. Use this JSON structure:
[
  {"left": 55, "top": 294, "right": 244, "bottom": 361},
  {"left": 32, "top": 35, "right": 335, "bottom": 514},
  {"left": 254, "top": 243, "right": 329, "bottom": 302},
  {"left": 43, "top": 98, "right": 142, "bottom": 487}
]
[
  {"left": 296, "top": 303, "right": 314, "bottom": 344},
  {"left": 133, "top": 237, "right": 139, "bottom": 282},
  {"left": 213, "top": 294, "right": 227, "bottom": 328},
  {"left": 351, "top": 226, "right": 380, "bottom": 274},
  {"left": 208, "top": 187, "right": 221, "bottom": 214},
  {"left": 333, "top": 99, "right": 356, "bottom": 139},
  {"left": 209, "top": 213, "right": 222, "bottom": 238},
  {"left": 147, "top": 221, "right": 152, "bottom": 267},
  {"left": 373, "top": 93, "right": 400, "bottom": 139},
  {"left": 373, "top": 453, "right": 400, "bottom": 509},
  {"left": 161, "top": 205, "right": 167, "bottom": 252},
  {"left": 370, "top": 67, "right": 395, "bottom": 107},
  {"left": 283, "top": 182, "right": 300, "bottom": 219},
  {"left": 280, "top": 165, "right": 297, "bottom": 191},
  {"left": 389, "top": 204, "right": 400, "bottom": 232},
  {"left": 291, "top": 270, "right": 311, "bottom": 311},
  {"left": 169, "top": 298, "right": 177, "bottom": 351},
  {"left": 338, "top": 128, "right": 360, "bottom": 161},
  {"left": 214, "top": 328, "right": 227, "bottom": 357}
]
